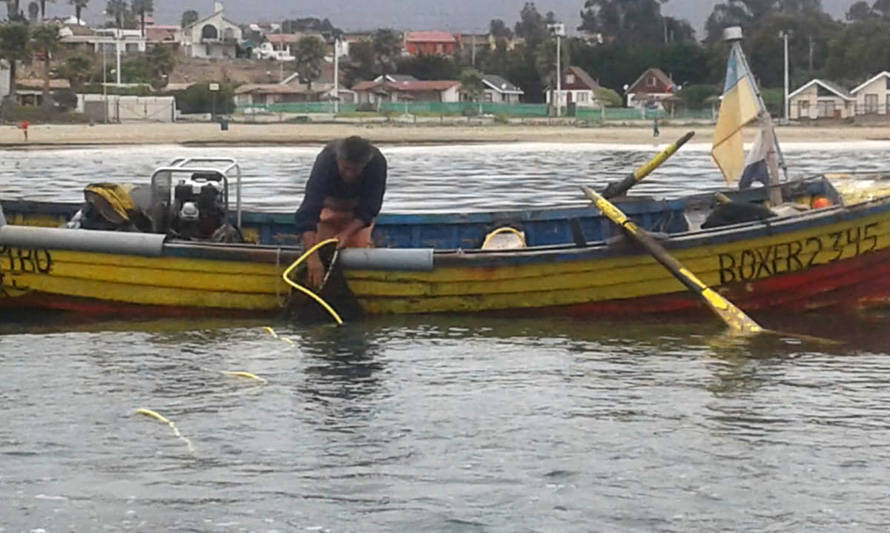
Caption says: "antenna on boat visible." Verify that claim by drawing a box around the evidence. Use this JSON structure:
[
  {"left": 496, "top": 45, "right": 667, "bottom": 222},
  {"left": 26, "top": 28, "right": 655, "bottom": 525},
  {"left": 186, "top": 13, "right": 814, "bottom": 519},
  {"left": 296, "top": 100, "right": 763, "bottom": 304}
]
[{"left": 721, "top": 26, "right": 788, "bottom": 204}]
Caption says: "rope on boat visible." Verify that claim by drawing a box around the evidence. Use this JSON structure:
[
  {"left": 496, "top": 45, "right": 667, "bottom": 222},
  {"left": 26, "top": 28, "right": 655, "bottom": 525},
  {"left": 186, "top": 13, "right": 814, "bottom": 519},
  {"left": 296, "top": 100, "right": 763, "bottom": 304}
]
[
  {"left": 281, "top": 238, "right": 343, "bottom": 326},
  {"left": 134, "top": 408, "right": 196, "bottom": 455}
]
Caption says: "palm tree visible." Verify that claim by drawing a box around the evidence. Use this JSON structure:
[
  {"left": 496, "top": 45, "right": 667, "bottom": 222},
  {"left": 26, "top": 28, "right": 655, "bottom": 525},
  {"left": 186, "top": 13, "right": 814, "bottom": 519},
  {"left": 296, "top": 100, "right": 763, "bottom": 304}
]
[
  {"left": 460, "top": 68, "right": 485, "bottom": 114},
  {"left": 131, "top": 0, "right": 151, "bottom": 37},
  {"left": 293, "top": 35, "right": 326, "bottom": 91},
  {"left": 0, "top": 22, "right": 30, "bottom": 102},
  {"left": 104, "top": 0, "right": 129, "bottom": 28},
  {"left": 371, "top": 29, "right": 401, "bottom": 78},
  {"left": 28, "top": 1, "right": 38, "bottom": 21},
  {"left": 69, "top": 0, "right": 87, "bottom": 22},
  {"left": 30, "top": 23, "right": 60, "bottom": 110},
  {"left": 4, "top": 0, "right": 24, "bottom": 20}
]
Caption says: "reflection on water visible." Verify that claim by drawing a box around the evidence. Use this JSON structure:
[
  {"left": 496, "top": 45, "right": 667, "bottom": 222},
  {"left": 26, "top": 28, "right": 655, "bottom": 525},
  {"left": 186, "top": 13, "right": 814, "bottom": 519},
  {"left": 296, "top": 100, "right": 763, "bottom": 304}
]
[{"left": 4, "top": 142, "right": 890, "bottom": 529}]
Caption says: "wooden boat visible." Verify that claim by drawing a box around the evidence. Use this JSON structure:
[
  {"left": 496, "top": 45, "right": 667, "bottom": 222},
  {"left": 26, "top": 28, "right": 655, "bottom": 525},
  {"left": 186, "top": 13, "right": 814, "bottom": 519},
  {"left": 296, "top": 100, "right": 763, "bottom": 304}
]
[{"left": 2, "top": 155, "right": 890, "bottom": 318}]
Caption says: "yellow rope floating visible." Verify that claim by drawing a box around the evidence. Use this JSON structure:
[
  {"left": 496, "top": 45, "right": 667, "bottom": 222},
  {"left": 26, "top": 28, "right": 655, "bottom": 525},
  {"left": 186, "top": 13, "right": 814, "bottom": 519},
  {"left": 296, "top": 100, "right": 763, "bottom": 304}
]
[
  {"left": 263, "top": 326, "right": 296, "bottom": 345},
  {"left": 219, "top": 370, "right": 268, "bottom": 384},
  {"left": 135, "top": 408, "right": 196, "bottom": 454},
  {"left": 281, "top": 238, "right": 343, "bottom": 325}
]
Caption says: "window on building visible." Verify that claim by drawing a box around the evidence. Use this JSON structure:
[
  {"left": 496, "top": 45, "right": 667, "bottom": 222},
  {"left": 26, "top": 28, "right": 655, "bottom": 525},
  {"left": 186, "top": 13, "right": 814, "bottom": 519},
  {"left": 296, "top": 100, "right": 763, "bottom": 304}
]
[
  {"left": 865, "top": 93, "right": 878, "bottom": 113},
  {"left": 886, "top": 77, "right": 890, "bottom": 90},
  {"left": 577, "top": 92, "right": 589, "bottom": 103},
  {"left": 566, "top": 74, "right": 575, "bottom": 84},
  {"left": 648, "top": 76, "right": 656, "bottom": 87},
  {"left": 798, "top": 100, "right": 809, "bottom": 118},
  {"left": 484, "top": 92, "right": 493, "bottom": 102},
  {"left": 817, "top": 100, "right": 835, "bottom": 118}
]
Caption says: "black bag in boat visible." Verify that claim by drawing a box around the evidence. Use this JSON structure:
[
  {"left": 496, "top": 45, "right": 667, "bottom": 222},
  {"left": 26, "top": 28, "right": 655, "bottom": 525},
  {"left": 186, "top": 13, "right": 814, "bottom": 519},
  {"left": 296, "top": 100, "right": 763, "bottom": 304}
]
[{"left": 285, "top": 246, "right": 362, "bottom": 323}]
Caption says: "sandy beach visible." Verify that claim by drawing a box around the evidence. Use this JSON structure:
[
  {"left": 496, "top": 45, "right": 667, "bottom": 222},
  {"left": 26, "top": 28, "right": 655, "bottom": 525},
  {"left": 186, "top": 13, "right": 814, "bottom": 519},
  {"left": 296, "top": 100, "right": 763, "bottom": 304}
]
[{"left": 0, "top": 122, "right": 888, "bottom": 148}]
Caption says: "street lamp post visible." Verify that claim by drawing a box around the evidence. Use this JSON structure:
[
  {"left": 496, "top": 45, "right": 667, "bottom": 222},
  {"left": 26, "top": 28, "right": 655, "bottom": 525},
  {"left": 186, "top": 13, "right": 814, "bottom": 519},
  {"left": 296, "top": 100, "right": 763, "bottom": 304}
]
[
  {"left": 548, "top": 23, "right": 565, "bottom": 117},
  {"left": 333, "top": 36, "right": 340, "bottom": 114}
]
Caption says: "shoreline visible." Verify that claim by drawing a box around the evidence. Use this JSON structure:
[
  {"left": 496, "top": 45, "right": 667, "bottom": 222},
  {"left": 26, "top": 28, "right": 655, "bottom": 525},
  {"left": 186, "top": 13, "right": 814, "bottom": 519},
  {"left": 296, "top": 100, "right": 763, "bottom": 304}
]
[{"left": 1, "top": 122, "right": 889, "bottom": 149}]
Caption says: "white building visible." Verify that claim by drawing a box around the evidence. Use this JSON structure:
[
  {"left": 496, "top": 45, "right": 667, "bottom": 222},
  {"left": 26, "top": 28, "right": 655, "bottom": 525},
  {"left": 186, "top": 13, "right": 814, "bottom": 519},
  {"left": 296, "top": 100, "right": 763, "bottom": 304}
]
[
  {"left": 851, "top": 71, "right": 890, "bottom": 115},
  {"left": 787, "top": 79, "right": 855, "bottom": 120},
  {"left": 179, "top": 1, "right": 243, "bottom": 59}
]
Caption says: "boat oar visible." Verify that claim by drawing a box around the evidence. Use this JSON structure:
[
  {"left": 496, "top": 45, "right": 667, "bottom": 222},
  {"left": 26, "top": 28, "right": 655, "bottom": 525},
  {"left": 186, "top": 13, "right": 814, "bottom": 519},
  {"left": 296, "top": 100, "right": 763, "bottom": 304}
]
[
  {"left": 581, "top": 185, "right": 763, "bottom": 335},
  {"left": 600, "top": 131, "right": 695, "bottom": 199}
]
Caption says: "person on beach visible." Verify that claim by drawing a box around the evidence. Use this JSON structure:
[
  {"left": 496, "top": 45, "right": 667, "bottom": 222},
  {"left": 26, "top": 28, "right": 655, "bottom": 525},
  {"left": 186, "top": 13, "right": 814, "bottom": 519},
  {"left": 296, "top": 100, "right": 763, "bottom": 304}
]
[
  {"left": 652, "top": 116, "right": 659, "bottom": 137},
  {"left": 294, "top": 136, "right": 387, "bottom": 288}
]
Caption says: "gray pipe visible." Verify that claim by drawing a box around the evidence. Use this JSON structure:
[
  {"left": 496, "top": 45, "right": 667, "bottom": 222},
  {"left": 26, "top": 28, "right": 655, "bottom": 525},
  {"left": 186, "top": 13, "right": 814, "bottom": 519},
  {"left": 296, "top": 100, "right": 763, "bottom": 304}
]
[
  {"left": 0, "top": 226, "right": 166, "bottom": 256},
  {"left": 339, "top": 248, "right": 434, "bottom": 271}
]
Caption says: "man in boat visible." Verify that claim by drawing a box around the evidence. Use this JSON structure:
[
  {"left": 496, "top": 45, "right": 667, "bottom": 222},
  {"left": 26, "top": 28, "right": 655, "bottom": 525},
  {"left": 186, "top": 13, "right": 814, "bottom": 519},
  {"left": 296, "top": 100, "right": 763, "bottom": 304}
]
[{"left": 294, "top": 136, "right": 387, "bottom": 288}]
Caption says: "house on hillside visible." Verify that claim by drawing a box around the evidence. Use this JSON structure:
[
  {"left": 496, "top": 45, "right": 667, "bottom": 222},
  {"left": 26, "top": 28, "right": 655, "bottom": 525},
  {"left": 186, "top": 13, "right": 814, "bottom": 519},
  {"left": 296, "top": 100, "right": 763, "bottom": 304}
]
[
  {"left": 480, "top": 74, "right": 523, "bottom": 103},
  {"left": 145, "top": 25, "right": 180, "bottom": 45},
  {"left": 352, "top": 79, "right": 460, "bottom": 105},
  {"left": 851, "top": 71, "right": 890, "bottom": 115},
  {"left": 15, "top": 79, "right": 71, "bottom": 107},
  {"left": 404, "top": 31, "right": 458, "bottom": 56},
  {"left": 179, "top": 1, "right": 242, "bottom": 59},
  {"left": 373, "top": 74, "right": 417, "bottom": 83},
  {"left": 546, "top": 65, "right": 602, "bottom": 111},
  {"left": 60, "top": 26, "right": 146, "bottom": 55},
  {"left": 787, "top": 79, "right": 855, "bottom": 120},
  {"left": 624, "top": 67, "right": 676, "bottom": 109},
  {"left": 235, "top": 74, "right": 355, "bottom": 107}
]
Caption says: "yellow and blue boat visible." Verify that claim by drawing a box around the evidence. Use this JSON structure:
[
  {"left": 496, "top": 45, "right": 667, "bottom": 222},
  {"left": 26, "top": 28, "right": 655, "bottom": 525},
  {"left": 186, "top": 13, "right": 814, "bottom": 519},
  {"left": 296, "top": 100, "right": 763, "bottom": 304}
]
[{"left": 2, "top": 154, "right": 890, "bottom": 319}]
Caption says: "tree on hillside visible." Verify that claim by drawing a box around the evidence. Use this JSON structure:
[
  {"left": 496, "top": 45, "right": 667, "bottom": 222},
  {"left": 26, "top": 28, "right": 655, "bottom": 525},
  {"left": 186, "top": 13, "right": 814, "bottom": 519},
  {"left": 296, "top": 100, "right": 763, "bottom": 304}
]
[
  {"left": 282, "top": 17, "right": 339, "bottom": 34},
  {"left": 0, "top": 22, "right": 30, "bottom": 102},
  {"left": 146, "top": 44, "right": 174, "bottom": 88},
  {"left": 825, "top": 17, "right": 890, "bottom": 82},
  {"left": 397, "top": 54, "right": 460, "bottom": 80},
  {"left": 846, "top": 1, "right": 874, "bottom": 20},
  {"left": 31, "top": 23, "right": 60, "bottom": 110},
  {"left": 514, "top": 2, "right": 550, "bottom": 49},
  {"left": 4, "top": 0, "right": 25, "bottom": 20},
  {"left": 180, "top": 8, "right": 198, "bottom": 28},
  {"left": 38, "top": 0, "right": 53, "bottom": 19},
  {"left": 293, "top": 35, "right": 325, "bottom": 91},
  {"left": 345, "top": 39, "right": 375, "bottom": 84},
  {"left": 580, "top": 0, "right": 696, "bottom": 46},
  {"left": 131, "top": 0, "right": 151, "bottom": 37},
  {"left": 874, "top": 0, "right": 890, "bottom": 19},
  {"left": 459, "top": 68, "right": 484, "bottom": 111},
  {"left": 56, "top": 52, "right": 93, "bottom": 88},
  {"left": 70, "top": 0, "right": 88, "bottom": 22},
  {"left": 489, "top": 18, "right": 513, "bottom": 39},
  {"left": 105, "top": 0, "right": 134, "bottom": 29},
  {"left": 371, "top": 28, "right": 401, "bottom": 77},
  {"left": 27, "top": 1, "right": 38, "bottom": 21}
]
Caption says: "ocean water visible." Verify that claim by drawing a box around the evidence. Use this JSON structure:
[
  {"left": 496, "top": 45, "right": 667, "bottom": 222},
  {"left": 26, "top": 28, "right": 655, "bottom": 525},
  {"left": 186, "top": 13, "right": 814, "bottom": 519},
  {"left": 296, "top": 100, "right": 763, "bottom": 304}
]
[{"left": 2, "top": 143, "right": 890, "bottom": 531}]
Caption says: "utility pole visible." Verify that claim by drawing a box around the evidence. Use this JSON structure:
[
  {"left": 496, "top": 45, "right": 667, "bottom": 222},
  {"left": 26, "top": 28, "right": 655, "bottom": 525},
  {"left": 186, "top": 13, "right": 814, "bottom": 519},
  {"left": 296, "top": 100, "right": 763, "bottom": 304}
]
[
  {"left": 781, "top": 30, "right": 790, "bottom": 121},
  {"left": 471, "top": 33, "right": 476, "bottom": 67},
  {"left": 102, "top": 44, "right": 108, "bottom": 123},
  {"left": 808, "top": 35, "right": 814, "bottom": 72},
  {"left": 548, "top": 23, "right": 565, "bottom": 117},
  {"left": 333, "top": 36, "right": 340, "bottom": 114}
]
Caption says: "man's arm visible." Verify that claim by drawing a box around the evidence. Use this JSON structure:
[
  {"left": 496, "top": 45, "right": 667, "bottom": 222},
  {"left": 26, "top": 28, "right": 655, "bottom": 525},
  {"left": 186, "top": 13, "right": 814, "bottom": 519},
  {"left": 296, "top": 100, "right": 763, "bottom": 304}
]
[
  {"left": 295, "top": 150, "right": 332, "bottom": 288},
  {"left": 353, "top": 151, "right": 388, "bottom": 227}
]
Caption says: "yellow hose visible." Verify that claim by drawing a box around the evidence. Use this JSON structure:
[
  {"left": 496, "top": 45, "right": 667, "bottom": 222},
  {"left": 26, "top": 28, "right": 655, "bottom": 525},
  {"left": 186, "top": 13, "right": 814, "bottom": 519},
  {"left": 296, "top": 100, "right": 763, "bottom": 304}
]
[
  {"left": 135, "top": 408, "right": 196, "bottom": 454},
  {"left": 281, "top": 238, "right": 343, "bottom": 325}
]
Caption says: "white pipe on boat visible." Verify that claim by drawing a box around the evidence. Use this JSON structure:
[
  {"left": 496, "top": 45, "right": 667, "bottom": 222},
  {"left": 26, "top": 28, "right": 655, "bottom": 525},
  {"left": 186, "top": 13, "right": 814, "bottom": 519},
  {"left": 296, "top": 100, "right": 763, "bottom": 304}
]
[
  {"left": 0, "top": 226, "right": 166, "bottom": 257},
  {"left": 339, "top": 248, "right": 434, "bottom": 271}
]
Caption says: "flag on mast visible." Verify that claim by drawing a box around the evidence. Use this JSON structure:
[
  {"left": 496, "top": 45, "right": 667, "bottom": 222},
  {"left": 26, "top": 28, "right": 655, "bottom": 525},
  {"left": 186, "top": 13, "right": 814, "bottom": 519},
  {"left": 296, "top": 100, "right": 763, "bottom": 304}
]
[{"left": 711, "top": 40, "right": 763, "bottom": 184}]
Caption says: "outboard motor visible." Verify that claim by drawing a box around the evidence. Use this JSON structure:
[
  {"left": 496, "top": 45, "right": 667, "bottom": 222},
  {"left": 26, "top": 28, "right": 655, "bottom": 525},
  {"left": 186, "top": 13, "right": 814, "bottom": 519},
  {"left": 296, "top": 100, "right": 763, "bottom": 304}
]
[{"left": 169, "top": 173, "right": 228, "bottom": 240}]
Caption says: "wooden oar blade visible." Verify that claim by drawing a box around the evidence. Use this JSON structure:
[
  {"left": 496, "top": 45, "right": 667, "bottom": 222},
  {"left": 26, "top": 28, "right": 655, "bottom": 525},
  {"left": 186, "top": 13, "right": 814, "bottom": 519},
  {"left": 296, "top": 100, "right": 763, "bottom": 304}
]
[{"left": 581, "top": 185, "right": 763, "bottom": 336}]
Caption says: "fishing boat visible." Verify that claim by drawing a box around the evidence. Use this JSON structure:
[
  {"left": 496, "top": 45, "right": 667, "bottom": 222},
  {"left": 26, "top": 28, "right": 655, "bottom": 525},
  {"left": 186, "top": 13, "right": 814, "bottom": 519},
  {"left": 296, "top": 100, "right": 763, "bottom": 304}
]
[{"left": 2, "top": 28, "right": 890, "bottom": 320}]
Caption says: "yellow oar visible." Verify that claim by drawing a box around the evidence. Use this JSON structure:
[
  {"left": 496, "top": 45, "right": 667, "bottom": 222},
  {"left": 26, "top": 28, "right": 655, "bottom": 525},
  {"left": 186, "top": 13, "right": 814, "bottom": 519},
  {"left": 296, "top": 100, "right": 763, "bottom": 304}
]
[
  {"left": 600, "top": 131, "right": 695, "bottom": 199},
  {"left": 581, "top": 185, "right": 763, "bottom": 335}
]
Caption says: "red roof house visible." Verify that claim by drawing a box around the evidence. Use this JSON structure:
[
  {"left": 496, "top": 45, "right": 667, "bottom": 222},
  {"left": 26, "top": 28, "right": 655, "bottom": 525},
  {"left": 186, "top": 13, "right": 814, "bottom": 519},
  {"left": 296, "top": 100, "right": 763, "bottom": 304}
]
[{"left": 404, "top": 31, "right": 459, "bottom": 56}]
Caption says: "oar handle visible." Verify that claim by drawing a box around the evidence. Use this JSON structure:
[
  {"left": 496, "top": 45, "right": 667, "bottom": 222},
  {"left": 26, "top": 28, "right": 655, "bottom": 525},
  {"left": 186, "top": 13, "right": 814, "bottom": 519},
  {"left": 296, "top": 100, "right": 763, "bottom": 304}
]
[{"left": 600, "top": 130, "right": 695, "bottom": 199}]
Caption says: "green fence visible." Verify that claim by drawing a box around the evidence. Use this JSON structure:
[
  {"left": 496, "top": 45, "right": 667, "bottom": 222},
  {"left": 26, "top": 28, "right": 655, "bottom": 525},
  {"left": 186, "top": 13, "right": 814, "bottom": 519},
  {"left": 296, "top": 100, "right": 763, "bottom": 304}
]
[{"left": 238, "top": 101, "right": 715, "bottom": 121}]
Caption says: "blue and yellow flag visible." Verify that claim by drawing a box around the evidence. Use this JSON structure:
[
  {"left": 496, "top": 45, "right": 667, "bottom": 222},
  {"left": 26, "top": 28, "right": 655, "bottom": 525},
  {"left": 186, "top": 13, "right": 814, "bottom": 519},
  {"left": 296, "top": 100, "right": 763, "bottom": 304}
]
[{"left": 712, "top": 43, "right": 763, "bottom": 183}]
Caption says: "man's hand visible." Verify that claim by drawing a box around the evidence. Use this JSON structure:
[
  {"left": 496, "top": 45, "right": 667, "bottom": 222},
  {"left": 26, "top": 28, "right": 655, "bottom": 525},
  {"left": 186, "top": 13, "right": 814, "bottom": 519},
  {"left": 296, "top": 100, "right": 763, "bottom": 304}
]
[
  {"left": 334, "top": 219, "right": 366, "bottom": 248},
  {"left": 306, "top": 255, "right": 325, "bottom": 289}
]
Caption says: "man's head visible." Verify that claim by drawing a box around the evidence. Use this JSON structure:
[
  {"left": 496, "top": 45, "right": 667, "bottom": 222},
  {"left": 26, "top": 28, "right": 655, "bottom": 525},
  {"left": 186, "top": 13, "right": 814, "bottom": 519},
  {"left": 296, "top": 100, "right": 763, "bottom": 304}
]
[{"left": 335, "top": 136, "right": 374, "bottom": 183}]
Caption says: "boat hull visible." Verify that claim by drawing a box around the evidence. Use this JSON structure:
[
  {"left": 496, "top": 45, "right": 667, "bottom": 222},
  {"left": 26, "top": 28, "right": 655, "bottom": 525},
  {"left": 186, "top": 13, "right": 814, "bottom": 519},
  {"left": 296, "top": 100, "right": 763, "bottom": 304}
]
[{"left": 3, "top": 198, "right": 890, "bottom": 318}]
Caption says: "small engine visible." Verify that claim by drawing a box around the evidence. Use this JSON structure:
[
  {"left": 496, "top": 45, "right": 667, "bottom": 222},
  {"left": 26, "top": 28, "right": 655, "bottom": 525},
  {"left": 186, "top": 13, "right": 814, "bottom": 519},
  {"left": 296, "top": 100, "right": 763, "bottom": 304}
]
[{"left": 170, "top": 173, "right": 227, "bottom": 240}]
